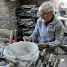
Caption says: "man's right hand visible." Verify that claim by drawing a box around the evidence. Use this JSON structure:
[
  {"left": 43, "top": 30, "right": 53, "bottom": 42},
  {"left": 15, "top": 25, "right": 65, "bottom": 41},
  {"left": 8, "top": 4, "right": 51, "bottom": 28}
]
[
  {"left": 23, "top": 36, "right": 31, "bottom": 41},
  {"left": 38, "top": 43, "right": 49, "bottom": 50}
]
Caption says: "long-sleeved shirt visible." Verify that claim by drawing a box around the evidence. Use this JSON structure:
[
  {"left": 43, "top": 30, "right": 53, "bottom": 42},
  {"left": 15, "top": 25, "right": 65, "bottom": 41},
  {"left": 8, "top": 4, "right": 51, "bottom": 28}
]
[{"left": 30, "top": 16, "right": 64, "bottom": 46}]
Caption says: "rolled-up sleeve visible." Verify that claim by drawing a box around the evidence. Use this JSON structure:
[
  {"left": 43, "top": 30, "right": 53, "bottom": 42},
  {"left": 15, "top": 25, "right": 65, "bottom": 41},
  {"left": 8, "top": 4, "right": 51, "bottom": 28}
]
[{"left": 48, "top": 22, "right": 64, "bottom": 47}]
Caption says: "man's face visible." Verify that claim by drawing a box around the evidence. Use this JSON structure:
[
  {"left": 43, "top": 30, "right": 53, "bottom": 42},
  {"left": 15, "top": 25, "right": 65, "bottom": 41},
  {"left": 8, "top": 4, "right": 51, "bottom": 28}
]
[{"left": 42, "top": 11, "right": 53, "bottom": 22}]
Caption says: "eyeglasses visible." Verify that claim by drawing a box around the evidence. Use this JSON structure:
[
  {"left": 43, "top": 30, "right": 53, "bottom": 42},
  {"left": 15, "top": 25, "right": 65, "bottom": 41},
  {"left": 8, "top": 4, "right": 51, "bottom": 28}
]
[{"left": 42, "top": 12, "right": 50, "bottom": 17}]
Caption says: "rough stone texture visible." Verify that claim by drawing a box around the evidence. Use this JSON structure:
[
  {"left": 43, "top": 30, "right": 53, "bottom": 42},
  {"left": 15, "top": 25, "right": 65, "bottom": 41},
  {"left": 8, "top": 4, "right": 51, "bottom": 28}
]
[{"left": 0, "top": 0, "right": 17, "bottom": 30}]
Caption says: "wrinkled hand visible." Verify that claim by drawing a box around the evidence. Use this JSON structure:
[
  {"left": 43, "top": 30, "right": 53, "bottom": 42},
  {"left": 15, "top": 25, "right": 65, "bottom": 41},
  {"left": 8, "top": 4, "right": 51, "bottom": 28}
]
[
  {"left": 38, "top": 43, "right": 49, "bottom": 50},
  {"left": 23, "top": 36, "right": 31, "bottom": 41}
]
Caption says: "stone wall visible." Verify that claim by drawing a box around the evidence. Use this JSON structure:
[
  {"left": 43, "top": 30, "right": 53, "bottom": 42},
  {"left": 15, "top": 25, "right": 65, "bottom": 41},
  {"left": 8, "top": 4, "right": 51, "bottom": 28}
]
[
  {"left": 0, "top": 0, "right": 17, "bottom": 30},
  {"left": 19, "top": 0, "right": 49, "bottom": 6}
]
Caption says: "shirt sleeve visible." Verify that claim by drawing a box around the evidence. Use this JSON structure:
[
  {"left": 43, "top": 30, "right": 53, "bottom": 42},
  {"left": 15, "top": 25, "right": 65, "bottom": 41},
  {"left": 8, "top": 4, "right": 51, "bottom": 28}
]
[
  {"left": 30, "top": 19, "right": 40, "bottom": 42},
  {"left": 48, "top": 22, "right": 64, "bottom": 47}
]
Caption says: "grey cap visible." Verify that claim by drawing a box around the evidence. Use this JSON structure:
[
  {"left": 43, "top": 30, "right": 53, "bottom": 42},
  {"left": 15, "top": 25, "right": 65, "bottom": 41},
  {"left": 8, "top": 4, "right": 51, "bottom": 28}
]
[{"left": 37, "top": 2, "right": 54, "bottom": 17}]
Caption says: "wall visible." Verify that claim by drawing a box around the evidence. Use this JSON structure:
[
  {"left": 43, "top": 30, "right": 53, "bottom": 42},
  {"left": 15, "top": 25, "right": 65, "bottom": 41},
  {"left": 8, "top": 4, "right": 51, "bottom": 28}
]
[
  {"left": 19, "top": 0, "right": 49, "bottom": 6},
  {"left": 0, "top": 0, "right": 17, "bottom": 30}
]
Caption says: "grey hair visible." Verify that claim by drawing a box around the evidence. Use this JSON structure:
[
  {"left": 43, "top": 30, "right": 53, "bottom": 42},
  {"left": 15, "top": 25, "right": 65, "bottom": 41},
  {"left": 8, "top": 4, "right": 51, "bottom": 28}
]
[{"left": 37, "top": 2, "right": 54, "bottom": 17}]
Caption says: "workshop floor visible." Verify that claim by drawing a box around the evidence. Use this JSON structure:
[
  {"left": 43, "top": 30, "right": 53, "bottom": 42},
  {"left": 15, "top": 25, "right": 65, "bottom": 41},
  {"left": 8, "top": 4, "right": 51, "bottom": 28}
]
[
  {"left": 58, "top": 59, "right": 67, "bottom": 67},
  {"left": 57, "top": 47, "right": 67, "bottom": 67}
]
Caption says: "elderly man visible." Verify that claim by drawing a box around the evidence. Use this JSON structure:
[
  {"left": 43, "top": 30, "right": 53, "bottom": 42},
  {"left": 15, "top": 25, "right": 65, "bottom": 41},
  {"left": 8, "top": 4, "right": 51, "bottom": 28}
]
[{"left": 23, "top": 2, "right": 64, "bottom": 48}]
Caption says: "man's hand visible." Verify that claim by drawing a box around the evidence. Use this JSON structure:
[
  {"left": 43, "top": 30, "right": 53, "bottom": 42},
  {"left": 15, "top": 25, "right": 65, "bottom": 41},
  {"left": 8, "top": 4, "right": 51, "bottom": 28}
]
[
  {"left": 23, "top": 36, "right": 31, "bottom": 41},
  {"left": 38, "top": 43, "right": 49, "bottom": 50}
]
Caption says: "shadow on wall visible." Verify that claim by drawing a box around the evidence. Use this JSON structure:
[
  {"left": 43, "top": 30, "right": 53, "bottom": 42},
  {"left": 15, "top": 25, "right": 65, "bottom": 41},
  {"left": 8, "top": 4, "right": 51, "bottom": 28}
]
[{"left": 18, "top": 0, "right": 49, "bottom": 6}]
